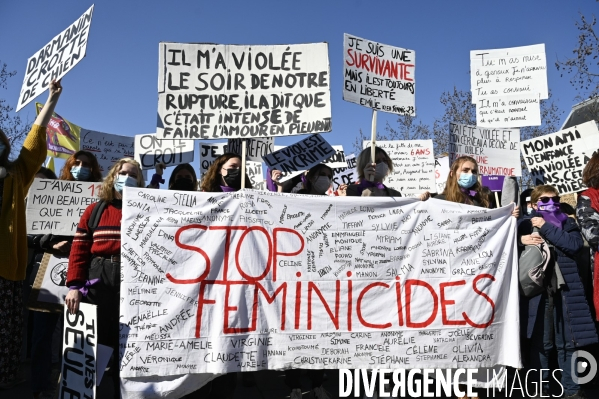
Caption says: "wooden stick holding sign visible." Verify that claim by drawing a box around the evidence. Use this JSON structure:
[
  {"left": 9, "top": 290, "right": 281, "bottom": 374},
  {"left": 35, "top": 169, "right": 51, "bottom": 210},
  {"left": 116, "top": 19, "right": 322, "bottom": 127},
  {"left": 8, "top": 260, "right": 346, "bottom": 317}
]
[
  {"left": 241, "top": 139, "right": 247, "bottom": 189},
  {"left": 370, "top": 109, "right": 377, "bottom": 181},
  {"left": 495, "top": 192, "right": 500, "bottom": 209}
]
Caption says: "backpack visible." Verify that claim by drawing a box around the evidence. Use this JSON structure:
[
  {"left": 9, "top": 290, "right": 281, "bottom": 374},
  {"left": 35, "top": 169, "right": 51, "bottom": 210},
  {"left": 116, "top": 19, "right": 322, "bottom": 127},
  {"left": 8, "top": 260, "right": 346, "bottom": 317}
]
[
  {"left": 87, "top": 200, "right": 108, "bottom": 236},
  {"left": 518, "top": 227, "right": 552, "bottom": 297}
]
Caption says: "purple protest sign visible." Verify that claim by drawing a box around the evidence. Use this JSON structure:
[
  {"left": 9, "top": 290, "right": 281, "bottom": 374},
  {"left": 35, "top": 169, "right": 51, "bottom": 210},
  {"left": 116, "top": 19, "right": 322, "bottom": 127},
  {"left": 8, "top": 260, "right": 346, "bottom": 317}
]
[{"left": 481, "top": 175, "right": 505, "bottom": 192}]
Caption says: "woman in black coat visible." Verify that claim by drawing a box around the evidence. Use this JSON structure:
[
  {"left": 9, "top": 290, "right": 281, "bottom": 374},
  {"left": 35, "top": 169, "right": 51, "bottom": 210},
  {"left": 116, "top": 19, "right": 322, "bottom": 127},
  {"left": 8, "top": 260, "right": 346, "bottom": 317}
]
[{"left": 518, "top": 185, "right": 597, "bottom": 398}]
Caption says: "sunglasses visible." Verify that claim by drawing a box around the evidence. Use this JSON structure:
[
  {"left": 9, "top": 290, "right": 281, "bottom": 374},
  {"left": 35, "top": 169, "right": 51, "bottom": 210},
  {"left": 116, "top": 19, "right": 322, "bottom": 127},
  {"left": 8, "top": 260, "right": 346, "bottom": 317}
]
[{"left": 538, "top": 196, "right": 560, "bottom": 203}]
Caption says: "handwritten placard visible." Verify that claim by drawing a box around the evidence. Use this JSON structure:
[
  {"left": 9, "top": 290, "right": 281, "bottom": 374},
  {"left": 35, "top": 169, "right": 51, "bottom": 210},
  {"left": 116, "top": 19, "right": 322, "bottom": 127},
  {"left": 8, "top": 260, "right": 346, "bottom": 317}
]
[
  {"left": 17, "top": 5, "right": 94, "bottom": 111},
  {"left": 262, "top": 134, "right": 335, "bottom": 182},
  {"left": 119, "top": 187, "right": 521, "bottom": 378},
  {"left": 521, "top": 121, "right": 599, "bottom": 195},
  {"left": 449, "top": 123, "right": 521, "bottom": 176},
  {"left": 157, "top": 42, "right": 332, "bottom": 139},
  {"left": 343, "top": 34, "right": 415, "bottom": 115},
  {"left": 80, "top": 129, "right": 135, "bottom": 175},
  {"left": 470, "top": 44, "right": 547, "bottom": 127},
  {"left": 199, "top": 142, "right": 228, "bottom": 179},
  {"left": 364, "top": 140, "right": 436, "bottom": 196},
  {"left": 134, "top": 133, "right": 194, "bottom": 170},
  {"left": 26, "top": 178, "right": 101, "bottom": 235},
  {"left": 227, "top": 138, "right": 274, "bottom": 162},
  {"left": 434, "top": 156, "right": 450, "bottom": 194},
  {"left": 332, "top": 153, "right": 357, "bottom": 190},
  {"left": 247, "top": 161, "right": 265, "bottom": 190}
]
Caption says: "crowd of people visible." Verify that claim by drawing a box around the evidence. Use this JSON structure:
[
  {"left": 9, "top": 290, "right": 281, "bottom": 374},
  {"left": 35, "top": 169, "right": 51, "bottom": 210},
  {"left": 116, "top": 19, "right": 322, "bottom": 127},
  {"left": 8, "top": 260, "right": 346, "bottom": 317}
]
[{"left": 1, "top": 82, "right": 599, "bottom": 399}]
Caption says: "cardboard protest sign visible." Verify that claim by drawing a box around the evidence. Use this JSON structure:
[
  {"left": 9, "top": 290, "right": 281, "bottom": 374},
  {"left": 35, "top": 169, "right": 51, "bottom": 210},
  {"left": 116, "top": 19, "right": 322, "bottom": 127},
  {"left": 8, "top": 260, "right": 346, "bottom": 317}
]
[
  {"left": 36, "top": 102, "right": 81, "bottom": 159},
  {"left": 157, "top": 42, "right": 332, "bottom": 139},
  {"left": 343, "top": 34, "right": 415, "bottom": 115},
  {"left": 227, "top": 138, "right": 274, "bottom": 162},
  {"left": 80, "top": 129, "right": 135, "bottom": 175},
  {"left": 26, "top": 178, "right": 101, "bottom": 235},
  {"left": 262, "top": 133, "right": 335, "bottom": 182},
  {"left": 17, "top": 5, "right": 94, "bottom": 111},
  {"left": 481, "top": 176, "right": 505, "bottom": 192},
  {"left": 199, "top": 142, "right": 228, "bottom": 179},
  {"left": 247, "top": 161, "right": 265, "bottom": 190},
  {"left": 521, "top": 121, "right": 599, "bottom": 194},
  {"left": 323, "top": 145, "right": 347, "bottom": 168},
  {"left": 332, "top": 153, "right": 357, "bottom": 190},
  {"left": 59, "top": 303, "right": 97, "bottom": 399},
  {"left": 434, "top": 156, "right": 450, "bottom": 194},
  {"left": 28, "top": 253, "right": 68, "bottom": 313},
  {"left": 449, "top": 123, "right": 521, "bottom": 176},
  {"left": 134, "top": 133, "right": 194, "bottom": 170},
  {"left": 364, "top": 140, "right": 436, "bottom": 196},
  {"left": 119, "top": 187, "right": 521, "bottom": 380},
  {"left": 470, "top": 44, "right": 547, "bottom": 127}
]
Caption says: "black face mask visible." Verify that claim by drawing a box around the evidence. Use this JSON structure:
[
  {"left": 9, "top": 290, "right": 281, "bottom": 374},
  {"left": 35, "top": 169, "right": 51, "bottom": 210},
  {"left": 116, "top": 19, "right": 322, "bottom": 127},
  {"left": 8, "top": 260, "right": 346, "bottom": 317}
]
[
  {"left": 171, "top": 177, "right": 195, "bottom": 191},
  {"left": 223, "top": 168, "right": 242, "bottom": 189}
]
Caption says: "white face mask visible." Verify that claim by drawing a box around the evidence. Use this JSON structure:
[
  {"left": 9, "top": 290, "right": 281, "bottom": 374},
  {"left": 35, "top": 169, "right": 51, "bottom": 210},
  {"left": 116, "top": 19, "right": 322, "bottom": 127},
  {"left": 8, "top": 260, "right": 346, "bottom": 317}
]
[
  {"left": 312, "top": 176, "right": 331, "bottom": 194},
  {"left": 374, "top": 162, "right": 389, "bottom": 181}
]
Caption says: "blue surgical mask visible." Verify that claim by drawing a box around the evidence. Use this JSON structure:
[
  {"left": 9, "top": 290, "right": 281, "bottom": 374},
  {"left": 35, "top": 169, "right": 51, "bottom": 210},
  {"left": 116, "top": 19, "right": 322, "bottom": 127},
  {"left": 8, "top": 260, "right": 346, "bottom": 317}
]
[
  {"left": 70, "top": 166, "right": 91, "bottom": 181},
  {"left": 457, "top": 172, "right": 477, "bottom": 189},
  {"left": 114, "top": 174, "right": 138, "bottom": 193},
  {"left": 527, "top": 207, "right": 533, "bottom": 215}
]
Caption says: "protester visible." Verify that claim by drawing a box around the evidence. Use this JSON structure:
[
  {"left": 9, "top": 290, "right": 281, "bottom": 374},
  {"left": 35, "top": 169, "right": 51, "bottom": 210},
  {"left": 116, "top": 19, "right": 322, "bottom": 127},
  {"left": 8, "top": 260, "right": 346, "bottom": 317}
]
[
  {"left": 520, "top": 185, "right": 597, "bottom": 398},
  {"left": 520, "top": 188, "right": 533, "bottom": 216},
  {"left": 168, "top": 163, "right": 198, "bottom": 191},
  {"left": 65, "top": 158, "right": 145, "bottom": 397},
  {"left": 200, "top": 153, "right": 252, "bottom": 192},
  {"left": 58, "top": 150, "right": 103, "bottom": 182},
  {"left": 0, "top": 80, "right": 62, "bottom": 389}
]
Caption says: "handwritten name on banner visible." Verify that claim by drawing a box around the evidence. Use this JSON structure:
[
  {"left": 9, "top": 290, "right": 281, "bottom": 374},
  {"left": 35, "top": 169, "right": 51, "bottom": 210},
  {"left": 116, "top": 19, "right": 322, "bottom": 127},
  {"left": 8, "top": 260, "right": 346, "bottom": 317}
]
[
  {"left": 156, "top": 42, "right": 332, "bottom": 140},
  {"left": 120, "top": 187, "right": 520, "bottom": 378},
  {"left": 59, "top": 303, "right": 97, "bottom": 399},
  {"left": 470, "top": 44, "right": 547, "bottom": 127},
  {"left": 227, "top": 138, "right": 274, "bottom": 162},
  {"left": 262, "top": 133, "right": 335, "bottom": 182},
  {"left": 81, "top": 129, "right": 135, "bottom": 175},
  {"left": 26, "top": 178, "right": 100, "bottom": 235},
  {"left": 364, "top": 140, "right": 436, "bottom": 196},
  {"left": 17, "top": 5, "right": 94, "bottom": 111},
  {"left": 134, "top": 133, "right": 194, "bottom": 170},
  {"left": 343, "top": 34, "right": 415, "bottom": 115},
  {"left": 521, "top": 121, "right": 599, "bottom": 195},
  {"left": 449, "top": 123, "right": 521, "bottom": 176}
]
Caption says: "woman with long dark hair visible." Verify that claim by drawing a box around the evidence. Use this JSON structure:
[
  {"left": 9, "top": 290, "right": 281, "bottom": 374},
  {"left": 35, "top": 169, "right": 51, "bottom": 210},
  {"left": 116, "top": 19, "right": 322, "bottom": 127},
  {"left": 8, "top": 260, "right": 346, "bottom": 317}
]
[
  {"left": 200, "top": 153, "right": 252, "bottom": 192},
  {"left": 58, "top": 150, "right": 102, "bottom": 182}
]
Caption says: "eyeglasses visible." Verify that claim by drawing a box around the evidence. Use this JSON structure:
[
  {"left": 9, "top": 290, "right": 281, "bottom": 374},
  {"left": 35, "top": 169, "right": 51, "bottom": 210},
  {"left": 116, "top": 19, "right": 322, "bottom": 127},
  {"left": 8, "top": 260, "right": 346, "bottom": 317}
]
[{"left": 538, "top": 196, "right": 560, "bottom": 203}]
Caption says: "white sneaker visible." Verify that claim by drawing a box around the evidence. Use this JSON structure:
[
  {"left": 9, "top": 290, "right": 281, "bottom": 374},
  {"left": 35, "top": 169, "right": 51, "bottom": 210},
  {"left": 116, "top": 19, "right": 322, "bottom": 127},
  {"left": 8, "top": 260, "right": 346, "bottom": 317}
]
[
  {"left": 313, "top": 386, "right": 332, "bottom": 399},
  {"left": 290, "top": 388, "right": 303, "bottom": 399}
]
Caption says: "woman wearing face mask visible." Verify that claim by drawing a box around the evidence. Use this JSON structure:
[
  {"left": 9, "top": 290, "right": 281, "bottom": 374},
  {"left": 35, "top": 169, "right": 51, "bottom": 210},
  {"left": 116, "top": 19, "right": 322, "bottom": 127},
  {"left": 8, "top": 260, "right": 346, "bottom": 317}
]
[
  {"left": 200, "top": 153, "right": 252, "bottom": 192},
  {"left": 58, "top": 150, "right": 102, "bottom": 182},
  {"left": 0, "top": 80, "right": 62, "bottom": 389},
  {"left": 346, "top": 146, "right": 401, "bottom": 197},
  {"left": 65, "top": 158, "right": 144, "bottom": 398},
  {"left": 169, "top": 163, "right": 198, "bottom": 191},
  {"left": 297, "top": 164, "right": 333, "bottom": 195},
  {"left": 520, "top": 185, "right": 596, "bottom": 399},
  {"left": 435, "top": 156, "right": 487, "bottom": 205}
]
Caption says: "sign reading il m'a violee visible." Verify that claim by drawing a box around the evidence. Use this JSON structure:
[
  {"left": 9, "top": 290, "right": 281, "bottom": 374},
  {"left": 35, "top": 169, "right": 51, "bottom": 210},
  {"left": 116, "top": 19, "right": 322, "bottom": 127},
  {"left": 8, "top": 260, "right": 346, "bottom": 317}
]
[
  {"left": 134, "top": 133, "right": 195, "bottom": 170},
  {"left": 120, "top": 187, "right": 521, "bottom": 379},
  {"left": 26, "top": 179, "right": 101, "bottom": 235},
  {"left": 17, "top": 5, "right": 94, "bottom": 111},
  {"left": 449, "top": 124, "right": 521, "bottom": 176},
  {"left": 157, "top": 42, "right": 332, "bottom": 140},
  {"left": 261, "top": 133, "right": 335, "bottom": 182},
  {"left": 521, "top": 121, "right": 599, "bottom": 195},
  {"left": 343, "top": 34, "right": 415, "bottom": 115}
]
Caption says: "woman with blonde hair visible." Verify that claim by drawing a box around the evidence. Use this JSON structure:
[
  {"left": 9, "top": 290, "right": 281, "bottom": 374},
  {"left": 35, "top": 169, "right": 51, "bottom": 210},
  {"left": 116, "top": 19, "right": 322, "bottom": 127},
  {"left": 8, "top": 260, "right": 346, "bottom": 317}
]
[
  {"left": 65, "top": 158, "right": 144, "bottom": 397},
  {"left": 436, "top": 155, "right": 489, "bottom": 206}
]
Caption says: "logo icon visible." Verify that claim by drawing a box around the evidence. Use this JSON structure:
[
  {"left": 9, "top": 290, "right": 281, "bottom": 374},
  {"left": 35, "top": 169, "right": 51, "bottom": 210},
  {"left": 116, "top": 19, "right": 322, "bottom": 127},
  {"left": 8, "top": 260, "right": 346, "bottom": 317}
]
[{"left": 572, "top": 350, "right": 597, "bottom": 384}]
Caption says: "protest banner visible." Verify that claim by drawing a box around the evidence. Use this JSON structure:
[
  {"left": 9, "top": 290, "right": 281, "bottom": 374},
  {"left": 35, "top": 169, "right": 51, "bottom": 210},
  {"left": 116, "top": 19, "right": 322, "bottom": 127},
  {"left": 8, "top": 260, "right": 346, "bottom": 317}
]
[
  {"left": 470, "top": 44, "right": 547, "bottom": 128},
  {"left": 80, "top": 128, "right": 135, "bottom": 175},
  {"left": 262, "top": 133, "right": 335, "bottom": 182},
  {"left": 343, "top": 34, "right": 415, "bottom": 116},
  {"left": 119, "top": 187, "right": 520, "bottom": 381},
  {"left": 134, "top": 133, "right": 194, "bottom": 170},
  {"left": 156, "top": 42, "right": 332, "bottom": 140},
  {"left": 199, "top": 142, "right": 228, "bottom": 179},
  {"left": 434, "top": 156, "right": 450, "bottom": 194},
  {"left": 59, "top": 302, "right": 97, "bottom": 399},
  {"left": 36, "top": 102, "right": 81, "bottom": 159},
  {"left": 481, "top": 176, "right": 505, "bottom": 192},
  {"left": 449, "top": 123, "right": 521, "bottom": 176},
  {"left": 521, "top": 120, "right": 599, "bottom": 195},
  {"left": 332, "top": 153, "right": 357, "bottom": 190},
  {"left": 26, "top": 178, "right": 101, "bottom": 235},
  {"left": 228, "top": 138, "right": 274, "bottom": 162},
  {"left": 364, "top": 140, "right": 436, "bottom": 196},
  {"left": 17, "top": 5, "right": 94, "bottom": 111}
]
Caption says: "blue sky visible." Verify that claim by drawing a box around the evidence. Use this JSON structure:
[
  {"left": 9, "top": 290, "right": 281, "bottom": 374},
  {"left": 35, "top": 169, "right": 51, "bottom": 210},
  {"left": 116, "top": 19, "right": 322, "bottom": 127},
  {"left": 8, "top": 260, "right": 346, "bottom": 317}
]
[{"left": 1, "top": 0, "right": 597, "bottom": 174}]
